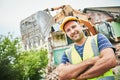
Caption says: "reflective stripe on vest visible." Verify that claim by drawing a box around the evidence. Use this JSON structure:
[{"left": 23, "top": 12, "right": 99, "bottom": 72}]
[{"left": 65, "top": 35, "right": 114, "bottom": 80}]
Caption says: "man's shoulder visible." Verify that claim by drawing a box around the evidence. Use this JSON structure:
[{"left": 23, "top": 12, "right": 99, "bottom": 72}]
[
  {"left": 97, "top": 33, "right": 106, "bottom": 38},
  {"left": 94, "top": 33, "right": 108, "bottom": 42}
]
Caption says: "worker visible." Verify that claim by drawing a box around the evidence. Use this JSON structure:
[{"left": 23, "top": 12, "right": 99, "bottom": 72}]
[{"left": 47, "top": 16, "right": 117, "bottom": 80}]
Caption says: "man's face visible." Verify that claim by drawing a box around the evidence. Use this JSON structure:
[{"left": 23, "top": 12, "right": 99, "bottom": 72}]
[{"left": 64, "top": 21, "right": 84, "bottom": 42}]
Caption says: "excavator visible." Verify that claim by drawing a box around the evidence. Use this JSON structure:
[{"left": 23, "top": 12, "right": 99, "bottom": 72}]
[
  {"left": 50, "top": 5, "right": 97, "bottom": 36},
  {"left": 48, "top": 5, "right": 120, "bottom": 42}
]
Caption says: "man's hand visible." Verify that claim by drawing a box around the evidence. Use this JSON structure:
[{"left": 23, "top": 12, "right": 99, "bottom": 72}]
[
  {"left": 55, "top": 63, "right": 74, "bottom": 80},
  {"left": 46, "top": 63, "right": 71, "bottom": 80}
]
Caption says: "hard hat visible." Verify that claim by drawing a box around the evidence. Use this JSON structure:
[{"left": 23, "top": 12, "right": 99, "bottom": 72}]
[{"left": 60, "top": 16, "right": 92, "bottom": 32}]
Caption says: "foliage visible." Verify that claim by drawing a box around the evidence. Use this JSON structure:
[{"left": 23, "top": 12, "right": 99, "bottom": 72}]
[
  {"left": 0, "top": 34, "right": 48, "bottom": 80},
  {"left": 0, "top": 34, "right": 22, "bottom": 80},
  {"left": 17, "top": 49, "right": 48, "bottom": 80}
]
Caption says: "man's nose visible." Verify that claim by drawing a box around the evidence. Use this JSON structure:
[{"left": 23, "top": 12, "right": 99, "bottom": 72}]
[{"left": 70, "top": 29, "right": 75, "bottom": 33}]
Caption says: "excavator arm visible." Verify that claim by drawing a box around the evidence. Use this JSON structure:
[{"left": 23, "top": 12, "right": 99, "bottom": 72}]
[{"left": 51, "top": 5, "right": 97, "bottom": 35}]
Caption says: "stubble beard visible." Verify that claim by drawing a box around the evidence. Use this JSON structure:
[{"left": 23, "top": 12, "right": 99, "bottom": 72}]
[{"left": 70, "top": 31, "right": 84, "bottom": 42}]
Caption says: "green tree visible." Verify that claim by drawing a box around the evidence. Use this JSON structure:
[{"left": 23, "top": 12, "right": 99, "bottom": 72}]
[
  {"left": 17, "top": 49, "right": 48, "bottom": 80},
  {"left": 0, "top": 34, "right": 49, "bottom": 80},
  {"left": 0, "top": 34, "right": 22, "bottom": 80}
]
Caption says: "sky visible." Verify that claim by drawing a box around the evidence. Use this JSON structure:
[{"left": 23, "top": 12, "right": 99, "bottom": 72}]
[{"left": 0, "top": 0, "right": 120, "bottom": 37}]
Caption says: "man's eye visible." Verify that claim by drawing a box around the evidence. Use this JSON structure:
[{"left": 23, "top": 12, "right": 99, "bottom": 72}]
[
  {"left": 72, "top": 25, "right": 76, "bottom": 29},
  {"left": 66, "top": 29, "right": 70, "bottom": 32}
]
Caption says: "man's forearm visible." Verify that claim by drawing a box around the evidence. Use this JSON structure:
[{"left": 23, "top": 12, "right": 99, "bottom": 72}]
[
  {"left": 58, "top": 57, "right": 99, "bottom": 79},
  {"left": 58, "top": 62, "right": 93, "bottom": 80},
  {"left": 77, "top": 53, "right": 116, "bottom": 80},
  {"left": 76, "top": 63, "right": 110, "bottom": 80},
  {"left": 67, "top": 60, "right": 93, "bottom": 78}
]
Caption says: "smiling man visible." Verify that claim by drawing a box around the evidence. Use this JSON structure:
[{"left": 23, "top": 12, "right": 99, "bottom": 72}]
[{"left": 47, "top": 16, "right": 117, "bottom": 80}]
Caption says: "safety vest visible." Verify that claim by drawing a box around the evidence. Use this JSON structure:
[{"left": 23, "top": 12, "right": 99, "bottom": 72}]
[{"left": 65, "top": 35, "right": 114, "bottom": 80}]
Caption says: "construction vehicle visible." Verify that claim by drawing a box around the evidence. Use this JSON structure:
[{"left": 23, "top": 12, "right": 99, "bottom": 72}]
[{"left": 51, "top": 5, "right": 97, "bottom": 35}]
